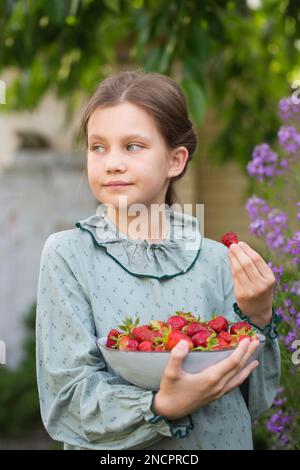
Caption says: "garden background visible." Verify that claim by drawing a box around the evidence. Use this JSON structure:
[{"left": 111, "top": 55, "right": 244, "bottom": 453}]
[{"left": 0, "top": 0, "right": 299, "bottom": 450}]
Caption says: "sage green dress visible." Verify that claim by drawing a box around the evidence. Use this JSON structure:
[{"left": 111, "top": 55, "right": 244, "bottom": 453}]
[{"left": 36, "top": 203, "right": 280, "bottom": 450}]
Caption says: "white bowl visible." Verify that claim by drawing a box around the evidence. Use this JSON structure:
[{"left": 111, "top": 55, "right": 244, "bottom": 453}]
[{"left": 96, "top": 334, "right": 266, "bottom": 391}]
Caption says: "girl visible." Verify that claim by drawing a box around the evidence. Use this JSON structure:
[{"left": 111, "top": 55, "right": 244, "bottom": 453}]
[{"left": 36, "top": 70, "right": 281, "bottom": 450}]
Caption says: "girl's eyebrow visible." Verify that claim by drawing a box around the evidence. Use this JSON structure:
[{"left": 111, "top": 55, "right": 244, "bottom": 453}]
[{"left": 88, "top": 133, "right": 151, "bottom": 142}]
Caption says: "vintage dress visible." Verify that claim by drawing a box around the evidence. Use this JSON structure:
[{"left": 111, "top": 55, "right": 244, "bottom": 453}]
[{"left": 36, "top": 203, "right": 280, "bottom": 450}]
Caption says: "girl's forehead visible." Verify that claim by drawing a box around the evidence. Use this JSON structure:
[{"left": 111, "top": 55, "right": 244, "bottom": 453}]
[{"left": 87, "top": 103, "right": 160, "bottom": 139}]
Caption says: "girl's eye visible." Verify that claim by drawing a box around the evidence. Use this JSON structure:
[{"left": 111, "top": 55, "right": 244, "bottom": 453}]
[
  {"left": 127, "top": 144, "right": 143, "bottom": 151},
  {"left": 90, "top": 143, "right": 143, "bottom": 153},
  {"left": 91, "top": 145, "right": 105, "bottom": 153}
]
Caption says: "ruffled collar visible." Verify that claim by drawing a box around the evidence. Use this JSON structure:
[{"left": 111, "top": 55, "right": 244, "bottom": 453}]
[{"left": 75, "top": 204, "right": 203, "bottom": 280}]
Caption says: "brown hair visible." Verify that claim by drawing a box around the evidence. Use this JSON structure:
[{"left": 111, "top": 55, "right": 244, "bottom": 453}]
[{"left": 81, "top": 69, "right": 197, "bottom": 207}]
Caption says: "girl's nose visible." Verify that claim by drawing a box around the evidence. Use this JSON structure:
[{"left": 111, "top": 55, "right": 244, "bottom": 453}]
[{"left": 105, "top": 154, "right": 127, "bottom": 172}]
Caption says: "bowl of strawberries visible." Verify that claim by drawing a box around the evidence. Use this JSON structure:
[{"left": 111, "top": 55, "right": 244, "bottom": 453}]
[{"left": 96, "top": 311, "right": 265, "bottom": 390}]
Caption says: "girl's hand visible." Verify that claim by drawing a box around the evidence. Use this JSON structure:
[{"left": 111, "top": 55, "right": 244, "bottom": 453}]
[
  {"left": 153, "top": 338, "right": 259, "bottom": 421},
  {"left": 228, "top": 241, "right": 276, "bottom": 327}
]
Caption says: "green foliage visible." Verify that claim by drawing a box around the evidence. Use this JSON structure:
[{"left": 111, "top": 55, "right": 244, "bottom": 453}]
[
  {"left": 0, "top": 301, "right": 41, "bottom": 436},
  {"left": 1, "top": 0, "right": 300, "bottom": 165}
]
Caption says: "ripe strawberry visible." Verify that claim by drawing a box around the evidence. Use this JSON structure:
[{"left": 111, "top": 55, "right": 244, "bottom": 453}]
[
  {"left": 149, "top": 320, "right": 165, "bottom": 330},
  {"left": 149, "top": 330, "right": 164, "bottom": 343},
  {"left": 167, "top": 315, "right": 188, "bottom": 331},
  {"left": 221, "top": 232, "right": 239, "bottom": 248},
  {"left": 191, "top": 330, "right": 213, "bottom": 348},
  {"left": 162, "top": 330, "right": 194, "bottom": 351},
  {"left": 154, "top": 344, "right": 165, "bottom": 352},
  {"left": 106, "top": 329, "right": 121, "bottom": 348},
  {"left": 236, "top": 333, "right": 259, "bottom": 342},
  {"left": 230, "top": 322, "right": 252, "bottom": 335},
  {"left": 208, "top": 316, "right": 229, "bottom": 333},
  {"left": 132, "top": 325, "right": 153, "bottom": 342},
  {"left": 218, "top": 331, "right": 232, "bottom": 343},
  {"left": 211, "top": 337, "right": 232, "bottom": 351},
  {"left": 118, "top": 335, "right": 139, "bottom": 351},
  {"left": 138, "top": 340, "right": 154, "bottom": 351},
  {"left": 173, "top": 310, "right": 198, "bottom": 323},
  {"left": 182, "top": 322, "right": 209, "bottom": 337},
  {"left": 236, "top": 334, "right": 251, "bottom": 343}
]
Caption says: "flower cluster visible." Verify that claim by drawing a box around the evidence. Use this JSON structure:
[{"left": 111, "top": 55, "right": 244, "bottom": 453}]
[
  {"left": 247, "top": 95, "right": 300, "bottom": 450},
  {"left": 246, "top": 144, "right": 288, "bottom": 183},
  {"left": 278, "top": 126, "right": 300, "bottom": 154},
  {"left": 246, "top": 196, "right": 290, "bottom": 250},
  {"left": 278, "top": 96, "right": 300, "bottom": 121},
  {"left": 265, "top": 387, "right": 295, "bottom": 449}
]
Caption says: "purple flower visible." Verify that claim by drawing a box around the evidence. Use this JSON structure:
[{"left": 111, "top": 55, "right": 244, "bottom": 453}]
[
  {"left": 290, "top": 281, "right": 300, "bottom": 296},
  {"left": 273, "top": 397, "right": 287, "bottom": 406},
  {"left": 245, "top": 196, "right": 270, "bottom": 221},
  {"left": 266, "top": 231, "right": 286, "bottom": 249},
  {"left": 280, "top": 434, "right": 289, "bottom": 446},
  {"left": 284, "top": 231, "right": 300, "bottom": 264},
  {"left": 297, "top": 202, "right": 300, "bottom": 221},
  {"left": 278, "top": 96, "right": 300, "bottom": 121},
  {"left": 246, "top": 144, "right": 286, "bottom": 182},
  {"left": 278, "top": 125, "right": 300, "bottom": 153},
  {"left": 284, "top": 330, "right": 297, "bottom": 348},
  {"left": 267, "top": 262, "right": 284, "bottom": 283},
  {"left": 265, "top": 209, "right": 288, "bottom": 249},
  {"left": 284, "top": 299, "right": 292, "bottom": 307},
  {"left": 267, "top": 209, "right": 288, "bottom": 228},
  {"left": 249, "top": 218, "right": 266, "bottom": 237},
  {"left": 266, "top": 409, "right": 293, "bottom": 434},
  {"left": 296, "top": 313, "right": 300, "bottom": 329},
  {"left": 276, "top": 306, "right": 289, "bottom": 322}
]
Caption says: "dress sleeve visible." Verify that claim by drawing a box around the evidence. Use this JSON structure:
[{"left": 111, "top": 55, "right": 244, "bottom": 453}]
[
  {"left": 36, "top": 235, "right": 194, "bottom": 450},
  {"left": 221, "top": 247, "right": 281, "bottom": 422}
]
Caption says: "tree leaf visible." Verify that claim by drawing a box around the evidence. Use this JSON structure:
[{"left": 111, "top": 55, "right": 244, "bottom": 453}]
[{"left": 181, "top": 78, "right": 206, "bottom": 127}]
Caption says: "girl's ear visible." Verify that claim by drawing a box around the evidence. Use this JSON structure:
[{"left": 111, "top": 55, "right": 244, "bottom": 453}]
[{"left": 167, "top": 146, "right": 189, "bottom": 178}]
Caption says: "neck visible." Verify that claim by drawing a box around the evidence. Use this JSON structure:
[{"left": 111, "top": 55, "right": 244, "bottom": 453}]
[{"left": 106, "top": 204, "right": 170, "bottom": 242}]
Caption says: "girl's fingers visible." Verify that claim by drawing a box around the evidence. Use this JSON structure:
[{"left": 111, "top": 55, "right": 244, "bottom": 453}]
[
  {"left": 221, "top": 359, "right": 259, "bottom": 396},
  {"left": 229, "top": 243, "right": 262, "bottom": 283},
  {"left": 238, "top": 241, "right": 275, "bottom": 282},
  {"left": 164, "top": 340, "right": 189, "bottom": 380},
  {"left": 205, "top": 338, "right": 253, "bottom": 379},
  {"left": 228, "top": 255, "right": 245, "bottom": 293},
  {"left": 219, "top": 339, "right": 260, "bottom": 389},
  {"left": 229, "top": 251, "right": 252, "bottom": 287}
]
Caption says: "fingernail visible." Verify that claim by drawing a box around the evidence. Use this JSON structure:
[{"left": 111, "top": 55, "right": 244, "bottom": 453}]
[{"left": 178, "top": 340, "right": 188, "bottom": 350}]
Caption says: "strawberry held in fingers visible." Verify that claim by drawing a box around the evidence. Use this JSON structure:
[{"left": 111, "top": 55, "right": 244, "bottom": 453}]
[{"left": 221, "top": 231, "right": 239, "bottom": 248}]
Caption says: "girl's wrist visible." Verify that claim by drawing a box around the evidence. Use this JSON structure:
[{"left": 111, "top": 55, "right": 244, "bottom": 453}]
[
  {"left": 152, "top": 392, "right": 170, "bottom": 418},
  {"left": 153, "top": 392, "right": 180, "bottom": 420}
]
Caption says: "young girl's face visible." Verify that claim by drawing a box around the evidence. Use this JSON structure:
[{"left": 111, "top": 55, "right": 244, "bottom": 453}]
[{"left": 86, "top": 102, "right": 188, "bottom": 210}]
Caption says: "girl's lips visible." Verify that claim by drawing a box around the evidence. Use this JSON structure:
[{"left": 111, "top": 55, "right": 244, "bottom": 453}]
[{"left": 104, "top": 184, "right": 133, "bottom": 190}]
